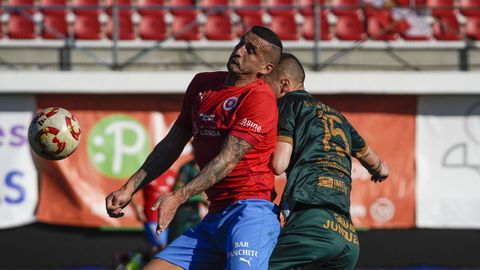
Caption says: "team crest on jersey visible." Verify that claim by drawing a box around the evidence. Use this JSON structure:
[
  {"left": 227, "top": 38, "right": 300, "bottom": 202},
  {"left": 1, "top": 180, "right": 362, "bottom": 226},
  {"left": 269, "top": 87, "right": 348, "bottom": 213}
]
[{"left": 223, "top": 97, "right": 238, "bottom": 111}]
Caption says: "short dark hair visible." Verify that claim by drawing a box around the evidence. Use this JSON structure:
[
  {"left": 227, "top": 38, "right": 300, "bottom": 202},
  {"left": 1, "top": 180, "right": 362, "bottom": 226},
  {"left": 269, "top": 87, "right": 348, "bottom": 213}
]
[
  {"left": 251, "top": 26, "right": 283, "bottom": 51},
  {"left": 278, "top": 52, "right": 305, "bottom": 84}
]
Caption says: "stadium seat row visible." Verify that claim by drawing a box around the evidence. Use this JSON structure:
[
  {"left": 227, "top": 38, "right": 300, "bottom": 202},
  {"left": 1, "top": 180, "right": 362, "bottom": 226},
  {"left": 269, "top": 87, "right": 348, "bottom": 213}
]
[{"left": 1, "top": 0, "right": 480, "bottom": 41}]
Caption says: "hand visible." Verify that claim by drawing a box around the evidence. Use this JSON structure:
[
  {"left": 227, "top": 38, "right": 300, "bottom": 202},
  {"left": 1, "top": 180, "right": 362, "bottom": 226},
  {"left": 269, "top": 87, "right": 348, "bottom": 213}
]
[
  {"left": 370, "top": 160, "right": 389, "bottom": 183},
  {"left": 105, "top": 187, "right": 133, "bottom": 218},
  {"left": 151, "top": 191, "right": 184, "bottom": 234}
]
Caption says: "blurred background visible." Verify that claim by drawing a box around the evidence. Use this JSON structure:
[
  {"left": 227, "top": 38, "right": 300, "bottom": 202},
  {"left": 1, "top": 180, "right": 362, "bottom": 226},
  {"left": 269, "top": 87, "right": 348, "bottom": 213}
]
[{"left": 0, "top": 0, "right": 479, "bottom": 269}]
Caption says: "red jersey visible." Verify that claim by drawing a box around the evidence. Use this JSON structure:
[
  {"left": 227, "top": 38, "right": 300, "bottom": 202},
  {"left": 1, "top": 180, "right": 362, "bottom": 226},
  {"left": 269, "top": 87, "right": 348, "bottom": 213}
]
[
  {"left": 143, "top": 169, "right": 176, "bottom": 221},
  {"left": 175, "top": 71, "right": 278, "bottom": 212}
]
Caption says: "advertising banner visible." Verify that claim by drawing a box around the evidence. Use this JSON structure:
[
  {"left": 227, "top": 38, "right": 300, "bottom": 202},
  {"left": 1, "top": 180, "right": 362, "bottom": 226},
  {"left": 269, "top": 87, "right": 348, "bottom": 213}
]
[
  {"left": 417, "top": 96, "right": 480, "bottom": 228},
  {"left": 0, "top": 95, "right": 38, "bottom": 229},
  {"left": 34, "top": 94, "right": 416, "bottom": 229},
  {"left": 35, "top": 94, "right": 191, "bottom": 228}
]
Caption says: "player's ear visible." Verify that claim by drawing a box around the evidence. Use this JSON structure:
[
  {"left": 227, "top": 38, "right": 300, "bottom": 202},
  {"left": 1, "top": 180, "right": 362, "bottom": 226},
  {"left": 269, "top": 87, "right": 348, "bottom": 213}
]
[
  {"left": 261, "top": 62, "right": 275, "bottom": 76},
  {"left": 280, "top": 78, "right": 291, "bottom": 94}
]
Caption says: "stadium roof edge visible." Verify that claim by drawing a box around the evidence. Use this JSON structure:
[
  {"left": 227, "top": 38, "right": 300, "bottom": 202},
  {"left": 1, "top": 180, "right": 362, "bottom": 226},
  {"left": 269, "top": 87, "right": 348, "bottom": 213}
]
[{"left": 0, "top": 71, "right": 479, "bottom": 94}]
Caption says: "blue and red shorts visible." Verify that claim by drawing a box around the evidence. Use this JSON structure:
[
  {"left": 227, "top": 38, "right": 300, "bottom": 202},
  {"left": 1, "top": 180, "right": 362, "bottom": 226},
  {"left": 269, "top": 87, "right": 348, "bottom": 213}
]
[{"left": 155, "top": 199, "right": 280, "bottom": 270}]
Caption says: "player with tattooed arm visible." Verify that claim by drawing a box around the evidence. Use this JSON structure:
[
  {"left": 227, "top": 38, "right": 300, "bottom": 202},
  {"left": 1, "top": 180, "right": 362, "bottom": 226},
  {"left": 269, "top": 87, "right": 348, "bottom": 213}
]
[{"left": 106, "top": 26, "right": 283, "bottom": 270}]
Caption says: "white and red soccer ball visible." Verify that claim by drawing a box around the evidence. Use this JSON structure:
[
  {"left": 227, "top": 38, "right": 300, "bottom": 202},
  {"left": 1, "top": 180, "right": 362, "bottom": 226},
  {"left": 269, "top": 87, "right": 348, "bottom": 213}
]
[{"left": 28, "top": 107, "right": 81, "bottom": 160}]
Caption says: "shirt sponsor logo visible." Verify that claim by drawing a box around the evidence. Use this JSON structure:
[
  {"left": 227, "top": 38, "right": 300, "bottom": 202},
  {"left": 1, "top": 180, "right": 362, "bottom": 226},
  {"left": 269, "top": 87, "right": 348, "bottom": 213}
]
[
  {"left": 199, "top": 126, "right": 221, "bottom": 137},
  {"left": 239, "top": 257, "right": 252, "bottom": 267},
  {"left": 227, "top": 242, "right": 259, "bottom": 259},
  {"left": 199, "top": 113, "right": 215, "bottom": 122},
  {"left": 240, "top": 118, "right": 262, "bottom": 132},
  {"left": 223, "top": 97, "right": 238, "bottom": 111}
]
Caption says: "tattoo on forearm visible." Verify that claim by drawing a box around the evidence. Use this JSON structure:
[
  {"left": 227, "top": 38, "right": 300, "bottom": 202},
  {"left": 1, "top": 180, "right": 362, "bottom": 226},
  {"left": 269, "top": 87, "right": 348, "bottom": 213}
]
[
  {"left": 132, "top": 170, "right": 147, "bottom": 190},
  {"left": 179, "top": 135, "right": 253, "bottom": 201}
]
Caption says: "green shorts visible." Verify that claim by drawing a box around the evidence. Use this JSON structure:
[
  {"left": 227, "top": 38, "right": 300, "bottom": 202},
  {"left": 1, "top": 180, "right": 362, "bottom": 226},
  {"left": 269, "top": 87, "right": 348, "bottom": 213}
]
[{"left": 269, "top": 205, "right": 359, "bottom": 270}]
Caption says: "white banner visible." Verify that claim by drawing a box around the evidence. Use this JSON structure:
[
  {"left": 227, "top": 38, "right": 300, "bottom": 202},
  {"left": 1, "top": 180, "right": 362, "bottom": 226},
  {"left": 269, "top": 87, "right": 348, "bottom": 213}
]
[
  {"left": 0, "top": 95, "right": 38, "bottom": 229},
  {"left": 417, "top": 96, "right": 480, "bottom": 228}
]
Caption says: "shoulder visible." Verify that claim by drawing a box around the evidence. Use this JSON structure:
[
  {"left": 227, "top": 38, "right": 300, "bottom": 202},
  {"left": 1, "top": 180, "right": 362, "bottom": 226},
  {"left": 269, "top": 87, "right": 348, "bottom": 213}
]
[
  {"left": 186, "top": 71, "right": 227, "bottom": 96},
  {"left": 280, "top": 90, "right": 310, "bottom": 107},
  {"left": 192, "top": 71, "right": 228, "bottom": 84},
  {"left": 246, "top": 80, "right": 276, "bottom": 102}
]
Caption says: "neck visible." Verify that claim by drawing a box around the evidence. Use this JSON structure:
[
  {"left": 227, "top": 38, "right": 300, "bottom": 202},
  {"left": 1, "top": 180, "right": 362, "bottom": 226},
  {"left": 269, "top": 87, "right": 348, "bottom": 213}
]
[
  {"left": 224, "top": 72, "right": 259, "bottom": 87},
  {"left": 294, "top": 83, "right": 305, "bottom": 91}
]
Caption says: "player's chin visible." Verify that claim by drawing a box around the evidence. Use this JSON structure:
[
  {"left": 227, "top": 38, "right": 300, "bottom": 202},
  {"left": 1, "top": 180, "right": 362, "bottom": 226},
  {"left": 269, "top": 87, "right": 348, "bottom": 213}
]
[{"left": 227, "top": 62, "right": 242, "bottom": 72}]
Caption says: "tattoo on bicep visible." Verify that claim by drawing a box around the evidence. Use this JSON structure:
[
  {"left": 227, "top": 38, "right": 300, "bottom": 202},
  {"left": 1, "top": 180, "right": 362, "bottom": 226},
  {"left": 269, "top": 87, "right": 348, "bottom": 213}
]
[{"left": 180, "top": 135, "right": 253, "bottom": 199}]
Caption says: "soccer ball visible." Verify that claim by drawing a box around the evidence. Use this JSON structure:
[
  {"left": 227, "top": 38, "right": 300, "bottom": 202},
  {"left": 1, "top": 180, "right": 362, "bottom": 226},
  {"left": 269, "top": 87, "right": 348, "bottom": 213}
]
[{"left": 28, "top": 107, "right": 81, "bottom": 160}]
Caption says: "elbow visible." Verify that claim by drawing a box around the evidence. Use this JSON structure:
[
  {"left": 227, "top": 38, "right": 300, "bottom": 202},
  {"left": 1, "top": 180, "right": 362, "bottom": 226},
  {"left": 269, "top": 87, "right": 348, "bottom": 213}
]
[{"left": 271, "top": 160, "right": 287, "bottom": 176}]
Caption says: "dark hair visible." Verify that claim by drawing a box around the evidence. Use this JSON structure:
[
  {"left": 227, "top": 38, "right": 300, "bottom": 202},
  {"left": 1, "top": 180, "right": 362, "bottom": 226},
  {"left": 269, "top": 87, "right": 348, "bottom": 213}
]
[
  {"left": 279, "top": 52, "right": 305, "bottom": 84},
  {"left": 251, "top": 26, "right": 283, "bottom": 51}
]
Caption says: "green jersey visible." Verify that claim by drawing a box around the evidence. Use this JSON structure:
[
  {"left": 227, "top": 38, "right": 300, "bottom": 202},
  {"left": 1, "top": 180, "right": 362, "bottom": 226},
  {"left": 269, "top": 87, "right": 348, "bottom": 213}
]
[
  {"left": 277, "top": 90, "right": 368, "bottom": 216},
  {"left": 174, "top": 160, "right": 202, "bottom": 203}
]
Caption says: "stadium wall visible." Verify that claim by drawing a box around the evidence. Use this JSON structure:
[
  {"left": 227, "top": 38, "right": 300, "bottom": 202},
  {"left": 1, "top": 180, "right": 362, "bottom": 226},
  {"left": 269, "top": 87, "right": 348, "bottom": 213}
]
[{"left": 0, "top": 72, "right": 479, "bottom": 268}]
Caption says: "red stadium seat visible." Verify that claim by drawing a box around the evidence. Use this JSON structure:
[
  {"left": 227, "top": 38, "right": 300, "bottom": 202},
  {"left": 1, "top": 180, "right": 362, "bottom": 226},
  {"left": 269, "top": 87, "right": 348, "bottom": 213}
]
[
  {"left": 235, "top": 0, "right": 262, "bottom": 16},
  {"left": 335, "top": 13, "right": 366, "bottom": 40},
  {"left": 138, "top": 0, "right": 164, "bottom": 15},
  {"left": 74, "top": 14, "right": 102, "bottom": 39},
  {"left": 139, "top": 13, "right": 167, "bottom": 40},
  {"left": 302, "top": 12, "right": 332, "bottom": 40},
  {"left": 8, "top": 0, "right": 34, "bottom": 14},
  {"left": 432, "top": 14, "right": 462, "bottom": 40},
  {"left": 0, "top": 8, "right": 3, "bottom": 38},
  {"left": 8, "top": 14, "right": 36, "bottom": 39},
  {"left": 267, "top": 0, "right": 294, "bottom": 15},
  {"left": 235, "top": 13, "right": 263, "bottom": 36},
  {"left": 40, "top": 0, "right": 67, "bottom": 15},
  {"left": 73, "top": 0, "right": 100, "bottom": 15},
  {"left": 0, "top": 6, "right": 3, "bottom": 39},
  {"left": 170, "top": 0, "right": 197, "bottom": 16},
  {"left": 201, "top": 0, "right": 231, "bottom": 39},
  {"left": 332, "top": 0, "right": 360, "bottom": 16},
  {"left": 366, "top": 8, "right": 404, "bottom": 40},
  {"left": 205, "top": 14, "right": 233, "bottom": 40},
  {"left": 394, "top": 0, "right": 427, "bottom": 7},
  {"left": 107, "top": 15, "right": 135, "bottom": 40},
  {"left": 427, "top": 0, "right": 455, "bottom": 16},
  {"left": 172, "top": 14, "right": 201, "bottom": 40},
  {"left": 465, "top": 16, "right": 480, "bottom": 40},
  {"left": 459, "top": 0, "right": 480, "bottom": 17},
  {"left": 202, "top": 0, "right": 228, "bottom": 11},
  {"left": 105, "top": 0, "right": 132, "bottom": 16},
  {"left": 42, "top": 14, "right": 68, "bottom": 39},
  {"left": 299, "top": 0, "right": 326, "bottom": 15},
  {"left": 270, "top": 13, "right": 299, "bottom": 40}
]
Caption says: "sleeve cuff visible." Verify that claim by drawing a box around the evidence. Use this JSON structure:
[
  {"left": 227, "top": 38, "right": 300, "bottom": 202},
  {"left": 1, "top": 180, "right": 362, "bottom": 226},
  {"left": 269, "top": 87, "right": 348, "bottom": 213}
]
[
  {"left": 229, "top": 130, "right": 260, "bottom": 147},
  {"left": 278, "top": 135, "right": 293, "bottom": 145},
  {"left": 354, "top": 145, "right": 369, "bottom": 159}
]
